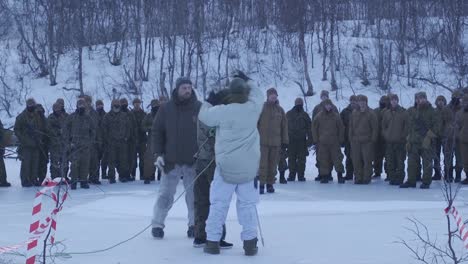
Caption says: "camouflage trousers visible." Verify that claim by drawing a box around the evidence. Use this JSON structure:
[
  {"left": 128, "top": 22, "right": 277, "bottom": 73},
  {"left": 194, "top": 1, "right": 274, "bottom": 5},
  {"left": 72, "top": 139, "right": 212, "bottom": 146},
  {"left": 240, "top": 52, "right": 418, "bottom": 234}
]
[
  {"left": 194, "top": 159, "right": 225, "bottom": 240},
  {"left": 278, "top": 148, "right": 288, "bottom": 172},
  {"left": 70, "top": 146, "right": 90, "bottom": 182},
  {"left": 38, "top": 146, "right": 48, "bottom": 183},
  {"left": 385, "top": 142, "right": 406, "bottom": 183},
  {"left": 351, "top": 141, "right": 374, "bottom": 183},
  {"left": 259, "top": 145, "right": 280, "bottom": 184},
  {"left": 407, "top": 142, "right": 432, "bottom": 185},
  {"left": 20, "top": 147, "right": 40, "bottom": 186},
  {"left": 460, "top": 142, "right": 468, "bottom": 174},
  {"left": 317, "top": 143, "right": 344, "bottom": 176},
  {"left": 287, "top": 141, "right": 308, "bottom": 178},
  {"left": 89, "top": 145, "right": 99, "bottom": 181},
  {"left": 373, "top": 140, "right": 386, "bottom": 176},
  {"left": 108, "top": 141, "right": 130, "bottom": 181},
  {"left": 49, "top": 145, "right": 69, "bottom": 179},
  {"left": 443, "top": 138, "right": 462, "bottom": 174}
]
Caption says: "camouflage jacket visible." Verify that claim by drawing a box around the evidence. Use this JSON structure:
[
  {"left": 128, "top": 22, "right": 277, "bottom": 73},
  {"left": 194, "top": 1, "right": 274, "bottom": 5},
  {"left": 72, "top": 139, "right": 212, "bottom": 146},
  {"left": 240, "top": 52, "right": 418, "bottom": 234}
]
[
  {"left": 63, "top": 111, "right": 96, "bottom": 148},
  {"left": 47, "top": 112, "right": 68, "bottom": 147},
  {"left": 407, "top": 103, "right": 438, "bottom": 144},
  {"left": 14, "top": 110, "right": 43, "bottom": 148},
  {"left": 132, "top": 108, "right": 147, "bottom": 144},
  {"left": 102, "top": 111, "right": 133, "bottom": 143},
  {"left": 196, "top": 121, "right": 215, "bottom": 161}
]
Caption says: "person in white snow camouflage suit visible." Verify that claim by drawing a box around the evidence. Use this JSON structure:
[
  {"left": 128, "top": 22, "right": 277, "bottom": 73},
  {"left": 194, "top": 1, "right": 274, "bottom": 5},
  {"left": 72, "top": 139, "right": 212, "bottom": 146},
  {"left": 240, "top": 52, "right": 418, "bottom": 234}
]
[{"left": 198, "top": 71, "right": 263, "bottom": 256}]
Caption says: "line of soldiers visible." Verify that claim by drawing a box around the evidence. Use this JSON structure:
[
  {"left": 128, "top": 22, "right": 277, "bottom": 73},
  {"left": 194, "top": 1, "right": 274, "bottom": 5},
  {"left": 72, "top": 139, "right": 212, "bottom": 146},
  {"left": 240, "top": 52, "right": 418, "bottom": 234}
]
[
  {"left": 257, "top": 89, "right": 468, "bottom": 190},
  {"left": 10, "top": 95, "right": 166, "bottom": 189}
]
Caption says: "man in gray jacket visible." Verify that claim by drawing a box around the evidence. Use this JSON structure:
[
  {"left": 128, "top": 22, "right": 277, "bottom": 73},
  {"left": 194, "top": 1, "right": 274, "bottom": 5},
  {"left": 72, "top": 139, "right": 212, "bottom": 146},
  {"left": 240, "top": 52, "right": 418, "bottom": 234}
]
[{"left": 151, "top": 77, "right": 201, "bottom": 239}]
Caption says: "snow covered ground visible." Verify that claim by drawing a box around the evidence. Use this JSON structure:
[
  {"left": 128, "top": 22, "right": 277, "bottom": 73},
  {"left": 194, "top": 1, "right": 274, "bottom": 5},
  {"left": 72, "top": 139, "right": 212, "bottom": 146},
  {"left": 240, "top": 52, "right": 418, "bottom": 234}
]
[{"left": 1, "top": 157, "right": 467, "bottom": 264}]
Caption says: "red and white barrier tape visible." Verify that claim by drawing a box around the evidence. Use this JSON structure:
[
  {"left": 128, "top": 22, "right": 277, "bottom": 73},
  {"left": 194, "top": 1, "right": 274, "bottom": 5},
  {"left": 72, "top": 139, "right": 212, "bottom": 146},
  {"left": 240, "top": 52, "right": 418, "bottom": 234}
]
[
  {"left": 0, "top": 178, "right": 68, "bottom": 264},
  {"left": 445, "top": 206, "right": 468, "bottom": 249}
]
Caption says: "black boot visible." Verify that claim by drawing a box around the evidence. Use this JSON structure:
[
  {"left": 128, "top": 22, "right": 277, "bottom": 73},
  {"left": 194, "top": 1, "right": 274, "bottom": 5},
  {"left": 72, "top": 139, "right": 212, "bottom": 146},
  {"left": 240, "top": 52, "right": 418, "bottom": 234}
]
[
  {"left": 266, "top": 184, "right": 275, "bottom": 193},
  {"left": 320, "top": 175, "right": 329, "bottom": 184},
  {"left": 0, "top": 181, "right": 11, "bottom": 187},
  {"left": 455, "top": 169, "right": 462, "bottom": 183},
  {"left": 152, "top": 227, "right": 164, "bottom": 239},
  {"left": 337, "top": 172, "right": 345, "bottom": 184},
  {"left": 420, "top": 183, "right": 431, "bottom": 189},
  {"left": 432, "top": 169, "right": 442, "bottom": 181},
  {"left": 327, "top": 174, "right": 333, "bottom": 182},
  {"left": 315, "top": 175, "right": 322, "bottom": 182},
  {"left": 344, "top": 173, "right": 353, "bottom": 181},
  {"left": 144, "top": 179, "right": 151, "bottom": 184},
  {"left": 81, "top": 181, "right": 90, "bottom": 189},
  {"left": 287, "top": 172, "right": 296, "bottom": 182},
  {"left": 187, "top": 225, "right": 195, "bottom": 238},
  {"left": 204, "top": 241, "right": 220, "bottom": 255},
  {"left": 243, "top": 238, "right": 258, "bottom": 256},
  {"left": 297, "top": 172, "right": 306, "bottom": 182},
  {"left": 400, "top": 181, "right": 416, "bottom": 188},
  {"left": 259, "top": 184, "right": 265, "bottom": 195},
  {"left": 279, "top": 171, "right": 287, "bottom": 184}
]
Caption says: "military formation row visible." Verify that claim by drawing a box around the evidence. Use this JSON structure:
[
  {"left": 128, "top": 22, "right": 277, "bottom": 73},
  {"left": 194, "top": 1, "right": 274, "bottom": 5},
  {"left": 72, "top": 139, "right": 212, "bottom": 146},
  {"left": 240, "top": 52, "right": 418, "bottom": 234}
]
[
  {"left": 0, "top": 95, "right": 166, "bottom": 189},
  {"left": 259, "top": 89, "right": 468, "bottom": 191}
]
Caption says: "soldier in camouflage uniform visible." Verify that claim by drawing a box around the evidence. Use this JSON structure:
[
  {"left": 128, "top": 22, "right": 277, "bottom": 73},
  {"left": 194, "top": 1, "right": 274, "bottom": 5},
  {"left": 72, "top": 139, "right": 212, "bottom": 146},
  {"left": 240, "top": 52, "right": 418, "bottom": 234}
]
[
  {"left": 36, "top": 104, "right": 49, "bottom": 184},
  {"left": 121, "top": 98, "right": 137, "bottom": 181},
  {"left": 82, "top": 95, "right": 101, "bottom": 184},
  {"left": 47, "top": 102, "right": 69, "bottom": 179},
  {"left": 401, "top": 92, "right": 438, "bottom": 189},
  {"left": 382, "top": 94, "right": 408, "bottom": 185},
  {"left": 373, "top": 95, "right": 389, "bottom": 179},
  {"left": 15, "top": 99, "right": 42, "bottom": 187},
  {"left": 63, "top": 99, "right": 96, "bottom": 190},
  {"left": 277, "top": 147, "right": 288, "bottom": 184},
  {"left": 286, "top": 98, "right": 312, "bottom": 182},
  {"left": 131, "top": 98, "right": 147, "bottom": 180},
  {"left": 340, "top": 95, "right": 358, "bottom": 180},
  {"left": 0, "top": 119, "right": 10, "bottom": 187},
  {"left": 103, "top": 99, "right": 133, "bottom": 183},
  {"left": 456, "top": 94, "right": 468, "bottom": 184},
  {"left": 349, "top": 95, "right": 378, "bottom": 184},
  {"left": 442, "top": 91, "right": 463, "bottom": 182},
  {"left": 193, "top": 121, "right": 232, "bottom": 249},
  {"left": 142, "top": 99, "right": 160, "bottom": 184},
  {"left": 96, "top": 100, "right": 108, "bottom": 179},
  {"left": 432, "top": 95, "right": 447, "bottom": 180},
  {"left": 407, "top": 94, "right": 422, "bottom": 181}
]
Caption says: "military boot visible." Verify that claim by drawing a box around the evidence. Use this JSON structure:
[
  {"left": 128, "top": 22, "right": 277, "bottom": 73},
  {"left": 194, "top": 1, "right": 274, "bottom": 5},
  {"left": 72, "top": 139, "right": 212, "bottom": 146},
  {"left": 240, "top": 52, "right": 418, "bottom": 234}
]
[
  {"left": 314, "top": 175, "right": 322, "bottom": 181},
  {"left": 243, "top": 238, "right": 258, "bottom": 256},
  {"left": 287, "top": 172, "right": 296, "bottom": 182},
  {"left": 279, "top": 171, "right": 287, "bottom": 184},
  {"left": 320, "top": 175, "right": 329, "bottom": 184},
  {"left": 432, "top": 169, "right": 442, "bottom": 181},
  {"left": 204, "top": 241, "right": 220, "bottom": 255},
  {"left": 344, "top": 173, "right": 353, "bottom": 181},
  {"left": 187, "top": 225, "right": 195, "bottom": 238},
  {"left": 400, "top": 181, "right": 416, "bottom": 188},
  {"left": 152, "top": 227, "right": 164, "bottom": 239},
  {"left": 0, "top": 181, "right": 11, "bottom": 187},
  {"left": 81, "top": 181, "right": 90, "bottom": 189},
  {"left": 337, "top": 172, "right": 345, "bottom": 184},
  {"left": 420, "top": 183, "right": 431, "bottom": 189},
  {"left": 259, "top": 184, "right": 265, "bottom": 195},
  {"left": 297, "top": 172, "right": 306, "bottom": 182},
  {"left": 455, "top": 169, "right": 462, "bottom": 183},
  {"left": 266, "top": 184, "right": 275, "bottom": 193}
]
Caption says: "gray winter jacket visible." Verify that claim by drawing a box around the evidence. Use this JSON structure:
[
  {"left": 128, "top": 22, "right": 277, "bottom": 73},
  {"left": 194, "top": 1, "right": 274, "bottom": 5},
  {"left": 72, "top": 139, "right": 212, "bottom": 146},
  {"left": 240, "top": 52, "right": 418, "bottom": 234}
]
[{"left": 198, "top": 82, "right": 264, "bottom": 184}]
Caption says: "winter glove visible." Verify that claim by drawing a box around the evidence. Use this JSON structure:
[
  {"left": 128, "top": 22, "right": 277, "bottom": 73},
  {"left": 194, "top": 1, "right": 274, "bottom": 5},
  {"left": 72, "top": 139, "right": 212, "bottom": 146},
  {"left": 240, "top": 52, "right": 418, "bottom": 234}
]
[
  {"left": 155, "top": 156, "right": 165, "bottom": 170},
  {"left": 232, "top": 70, "right": 251, "bottom": 82},
  {"left": 206, "top": 91, "right": 222, "bottom": 106}
]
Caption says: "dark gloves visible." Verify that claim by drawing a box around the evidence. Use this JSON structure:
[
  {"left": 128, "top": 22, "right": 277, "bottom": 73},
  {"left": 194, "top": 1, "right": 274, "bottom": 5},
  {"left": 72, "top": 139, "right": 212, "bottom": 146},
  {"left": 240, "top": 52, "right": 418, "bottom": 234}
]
[
  {"left": 232, "top": 70, "right": 251, "bottom": 82},
  {"left": 206, "top": 89, "right": 231, "bottom": 106}
]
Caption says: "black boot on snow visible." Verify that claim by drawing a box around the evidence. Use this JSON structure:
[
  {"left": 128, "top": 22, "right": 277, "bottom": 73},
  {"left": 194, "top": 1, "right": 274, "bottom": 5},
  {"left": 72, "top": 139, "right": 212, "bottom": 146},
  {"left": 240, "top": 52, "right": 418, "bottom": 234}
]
[
  {"left": 259, "top": 184, "right": 265, "bottom": 195},
  {"left": 420, "top": 183, "right": 431, "bottom": 189},
  {"left": 152, "top": 227, "right": 164, "bottom": 239},
  {"left": 266, "top": 184, "right": 275, "bottom": 193},
  {"left": 320, "top": 175, "right": 329, "bottom": 184},
  {"left": 144, "top": 179, "right": 151, "bottom": 184},
  {"left": 315, "top": 175, "right": 322, "bottom": 182},
  {"left": 90, "top": 179, "right": 101, "bottom": 185},
  {"left": 327, "top": 174, "right": 333, "bottom": 181},
  {"left": 344, "top": 173, "right": 353, "bottom": 181},
  {"left": 337, "top": 172, "right": 345, "bottom": 184},
  {"left": 80, "top": 182, "right": 90, "bottom": 189},
  {"left": 204, "top": 241, "right": 220, "bottom": 255},
  {"left": 373, "top": 174, "right": 381, "bottom": 179},
  {"left": 400, "top": 181, "right": 416, "bottom": 188},
  {"left": 243, "top": 238, "right": 258, "bottom": 256},
  {"left": 279, "top": 171, "right": 287, "bottom": 184},
  {"left": 187, "top": 225, "right": 195, "bottom": 238},
  {"left": 0, "top": 181, "right": 11, "bottom": 187},
  {"left": 298, "top": 173, "right": 306, "bottom": 182},
  {"left": 287, "top": 172, "right": 296, "bottom": 182},
  {"left": 220, "top": 240, "right": 233, "bottom": 249},
  {"left": 432, "top": 170, "right": 442, "bottom": 181},
  {"left": 193, "top": 238, "right": 206, "bottom": 248}
]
